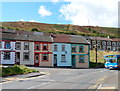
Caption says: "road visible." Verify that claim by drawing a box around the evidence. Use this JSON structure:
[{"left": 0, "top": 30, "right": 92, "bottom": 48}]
[{"left": 2, "top": 67, "right": 119, "bottom": 90}]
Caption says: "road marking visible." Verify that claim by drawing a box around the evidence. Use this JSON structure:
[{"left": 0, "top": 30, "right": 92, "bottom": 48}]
[
  {"left": 27, "top": 82, "right": 50, "bottom": 89},
  {"left": 88, "top": 76, "right": 106, "bottom": 89},
  {"left": 1, "top": 72, "right": 49, "bottom": 84}
]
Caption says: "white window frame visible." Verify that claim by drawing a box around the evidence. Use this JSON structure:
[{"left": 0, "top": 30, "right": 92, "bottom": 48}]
[
  {"left": 61, "top": 55, "right": 66, "bottom": 62},
  {"left": 23, "top": 52, "right": 29, "bottom": 61},
  {"left": 4, "top": 52, "right": 10, "bottom": 60},
  {"left": 16, "top": 42, "right": 21, "bottom": 50}
]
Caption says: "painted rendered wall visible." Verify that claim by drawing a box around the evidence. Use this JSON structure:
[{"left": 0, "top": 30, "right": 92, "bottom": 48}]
[
  {"left": 16, "top": 41, "right": 34, "bottom": 65},
  {"left": 75, "top": 54, "right": 89, "bottom": 68},
  {"left": 71, "top": 44, "right": 89, "bottom": 68},
  {"left": 34, "top": 42, "right": 53, "bottom": 67},
  {"left": 39, "top": 54, "right": 53, "bottom": 67},
  {"left": 53, "top": 43, "right": 71, "bottom": 66}
]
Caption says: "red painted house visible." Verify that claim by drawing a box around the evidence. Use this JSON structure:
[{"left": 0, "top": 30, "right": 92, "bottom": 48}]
[{"left": 34, "top": 36, "right": 53, "bottom": 67}]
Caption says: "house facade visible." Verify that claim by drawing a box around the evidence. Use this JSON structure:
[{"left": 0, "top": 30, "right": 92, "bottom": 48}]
[
  {"left": 51, "top": 34, "right": 90, "bottom": 68},
  {"left": 34, "top": 42, "right": 53, "bottom": 67},
  {"left": 84, "top": 36, "right": 120, "bottom": 51},
  {"left": 15, "top": 41, "right": 34, "bottom": 65},
  {"left": 53, "top": 43, "right": 71, "bottom": 67}
]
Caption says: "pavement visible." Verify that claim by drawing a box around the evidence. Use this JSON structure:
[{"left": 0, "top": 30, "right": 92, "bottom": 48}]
[{"left": 1, "top": 67, "right": 119, "bottom": 90}]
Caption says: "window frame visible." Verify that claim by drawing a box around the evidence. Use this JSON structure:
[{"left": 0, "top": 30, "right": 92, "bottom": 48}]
[
  {"left": 72, "top": 46, "right": 76, "bottom": 52},
  {"left": 54, "top": 44, "right": 58, "bottom": 51},
  {"left": 79, "top": 55, "right": 85, "bottom": 63},
  {"left": 79, "top": 46, "right": 84, "bottom": 53},
  {"left": 42, "top": 44, "right": 48, "bottom": 51},
  {"left": 3, "top": 52, "right": 10, "bottom": 60},
  {"left": 62, "top": 45, "right": 65, "bottom": 52},
  {"left": 15, "top": 42, "right": 21, "bottom": 50},
  {"left": 24, "top": 42, "right": 29, "bottom": 50},
  {"left": 35, "top": 43, "right": 40, "bottom": 50},
  {"left": 23, "top": 52, "right": 29, "bottom": 61},
  {"left": 42, "top": 54, "right": 48, "bottom": 61},
  {"left": 61, "top": 54, "right": 66, "bottom": 62},
  {"left": 5, "top": 42, "right": 11, "bottom": 49}
]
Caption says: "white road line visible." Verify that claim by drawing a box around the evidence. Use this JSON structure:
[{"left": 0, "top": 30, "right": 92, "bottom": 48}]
[
  {"left": 27, "top": 82, "right": 50, "bottom": 89},
  {"left": 97, "top": 83, "right": 103, "bottom": 89}
]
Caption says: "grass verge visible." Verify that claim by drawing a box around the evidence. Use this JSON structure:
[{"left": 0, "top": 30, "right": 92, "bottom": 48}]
[{"left": 2, "top": 65, "right": 39, "bottom": 77}]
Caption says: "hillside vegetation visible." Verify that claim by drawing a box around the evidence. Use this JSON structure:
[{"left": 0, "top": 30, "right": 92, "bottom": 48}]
[
  {"left": 90, "top": 50, "right": 119, "bottom": 67},
  {"left": 0, "top": 22, "right": 119, "bottom": 38}
]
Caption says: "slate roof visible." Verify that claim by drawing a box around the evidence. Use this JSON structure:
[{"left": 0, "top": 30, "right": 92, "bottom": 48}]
[
  {"left": 83, "top": 36, "right": 112, "bottom": 41},
  {"left": 0, "top": 32, "right": 52, "bottom": 42},
  {"left": 50, "top": 34, "right": 90, "bottom": 44}
]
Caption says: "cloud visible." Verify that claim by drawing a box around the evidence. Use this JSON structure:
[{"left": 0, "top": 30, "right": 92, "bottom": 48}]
[
  {"left": 51, "top": 0, "right": 59, "bottom": 3},
  {"left": 38, "top": 5, "right": 52, "bottom": 17},
  {"left": 60, "top": 0, "right": 119, "bottom": 27},
  {"left": 19, "top": 19, "right": 24, "bottom": 21},
  {"left": 29, "top": 20, "right": 38, "bottom": 22},
  {"left": 19, "top": 19, "right": 39, "bottom": 22}
]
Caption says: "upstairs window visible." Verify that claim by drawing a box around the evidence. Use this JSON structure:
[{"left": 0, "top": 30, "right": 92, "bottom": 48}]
[
  {"left": 24, "top": 42, "right": 29, "bottom": 50},
  {"left": 0, "top": 41, "right": 2, "bottom": 48},
  {"left": 54, "top": 45, "right": 57, "bottom": 51},
  {"left": 23, "top": 52, "right": 29, "bottom": 61},
  {"left": 79, "top": 46, "right": 84, "bottom": 53},
  {"left": 61, "top": 55, "right": 66, "bottom": 62},
  {"left": 62, "top": 45, "right": 65, "bottom": 51},
  {"left": 4, "top": 52, "right": 10, "bottom": 60},
  {"left": 15, "top": 42, "right": 21, "bottom": 50},
  {"left": 43, "top": 44, "right": 48, "bottom": 50},
  {"left": 42, "top": 54, "right": 48, "bottom": 61},
  {"left": 72, "top": 46, "right": 76, "bottom": 52},
  {"left": 79, "top": 55, "right": 85, "bottom": 63},
  {"left": 5, "top": 42, "right": 11, "bottom": 49},
  {"left": 35, "top": 43, "right": 40, "bottom": 50}
]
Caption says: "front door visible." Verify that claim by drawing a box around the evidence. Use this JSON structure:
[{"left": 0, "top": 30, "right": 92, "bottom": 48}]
[
  {"left": 54, "top": 54, "right": 57, "bottom": 67},
  {"left": 34, "top": 54, "right": 39, "bottom": 66},
  {"left": 16, "top": 52, "right": 20, "bottom": 65},
  {"left": 72, "top": 55, "right": 76, "bottom": 68}
]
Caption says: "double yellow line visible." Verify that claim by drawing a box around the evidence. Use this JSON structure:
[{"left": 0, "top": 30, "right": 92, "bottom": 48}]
[{"left": 88, "top": 76, "right": 106, "bottom": 89}]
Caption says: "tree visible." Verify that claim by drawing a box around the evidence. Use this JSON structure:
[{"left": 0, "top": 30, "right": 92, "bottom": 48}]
[{"left": 31, "top": 28, "right": 39, "bottom": 31}]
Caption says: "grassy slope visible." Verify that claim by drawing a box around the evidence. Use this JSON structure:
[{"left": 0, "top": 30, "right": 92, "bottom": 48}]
[
  {"left": 90, "top": 50, "right": 119, "bottom": 63},
  {"left": 1, "top": 22, "right": 119, "bottom": 38}
]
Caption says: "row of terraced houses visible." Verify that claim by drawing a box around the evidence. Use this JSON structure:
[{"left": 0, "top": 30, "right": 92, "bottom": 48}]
[{"left": 0, "top": 30, "right": 90, "bottom": 68}]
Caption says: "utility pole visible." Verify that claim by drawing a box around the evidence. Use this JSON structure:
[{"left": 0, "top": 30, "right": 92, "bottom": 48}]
[{"left": 95, "top": 37, "right": 98, "bottom": 68}]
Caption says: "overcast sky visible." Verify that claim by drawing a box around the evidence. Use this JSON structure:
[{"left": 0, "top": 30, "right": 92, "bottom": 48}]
[{"left": 1, "top": 0, "right": 119, "bottom": 27}]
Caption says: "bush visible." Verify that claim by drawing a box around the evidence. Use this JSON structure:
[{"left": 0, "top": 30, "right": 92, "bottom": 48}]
[
  {"left": 2, "top": 65, "right": 39, "bottom": 77},
  {"left": 31, "top": 28, "right": 39, "bottom": 31}
]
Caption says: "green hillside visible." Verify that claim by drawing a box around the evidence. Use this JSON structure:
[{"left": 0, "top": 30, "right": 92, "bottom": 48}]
[{"left": 0, "top": 22, "right": 119, "bottom": 38}]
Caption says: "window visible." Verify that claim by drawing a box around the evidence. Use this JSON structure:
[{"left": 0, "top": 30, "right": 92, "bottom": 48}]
[
  {"left": 5, "top": 42, "right": 11, "bottom": 49},
  {"left": 79, "top": 55, "right": 85, "bottom": 63},
  {"left": 35, "top": 43, "right": 40, "bottom": 50},
  {"left": 54, "top": 45, "right": 57, "bottom": 51},
  {"left": 62, "top": 45, "right": 65, "bottom": 51},
  {"left": 79, "top": 46, "right": 84, "bottom": 52},
  {"left": 24, "top": 42, "right": 29, "bottom": 50},
  {"left": 43, "top": 44, "right": 48, "bottom": 50},
  {"left": 61, "top": 55, "right": 66, "bottom": 62},
  {"left": 42, "top": 54, "right": 48, "bottom": 61},
  {"left": 72, "top": 46, "right": 76, "bottom": 52},
  {"left": 23, "top": 52, "right": 29, "bottom": 61},
  {"left": 15, "top": 42, "right": 21, "bottom": 50},
  {"left": 0, "top": 41, "right": 2, "bottom": 48},
  {"left": 4, "top": 52, "right": 10, "bottom": 60}
]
